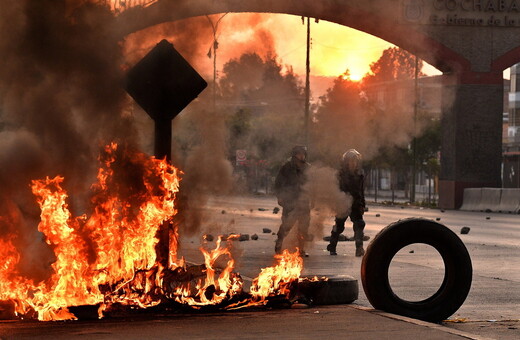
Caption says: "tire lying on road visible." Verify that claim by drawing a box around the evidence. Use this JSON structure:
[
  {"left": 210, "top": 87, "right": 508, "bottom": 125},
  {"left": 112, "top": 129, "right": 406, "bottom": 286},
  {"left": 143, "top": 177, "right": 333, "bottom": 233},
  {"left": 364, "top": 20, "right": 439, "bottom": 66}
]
[
  {"left": 361, "top": 218, "right": 472, "bottom": 323},
  {"left": 297, "top": 275, "right": 358, "bottom": 305}
]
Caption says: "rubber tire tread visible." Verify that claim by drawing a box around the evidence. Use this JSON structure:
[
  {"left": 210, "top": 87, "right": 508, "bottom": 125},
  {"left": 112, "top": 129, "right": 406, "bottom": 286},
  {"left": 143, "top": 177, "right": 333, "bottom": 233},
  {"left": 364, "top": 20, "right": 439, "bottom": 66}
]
[
  {"left": 361, "top": 218, "right": 472, "bottom": 322},
  {"left": 298, "top": 275, "right": 358, "bottom": 305}
]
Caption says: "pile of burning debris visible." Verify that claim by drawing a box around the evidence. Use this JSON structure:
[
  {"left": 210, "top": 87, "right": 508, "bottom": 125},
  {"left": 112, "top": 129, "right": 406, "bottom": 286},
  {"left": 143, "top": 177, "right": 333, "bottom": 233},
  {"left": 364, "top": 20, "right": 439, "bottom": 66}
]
[{"left": 0, "top": 143, "right": 315, "bottom": 321}]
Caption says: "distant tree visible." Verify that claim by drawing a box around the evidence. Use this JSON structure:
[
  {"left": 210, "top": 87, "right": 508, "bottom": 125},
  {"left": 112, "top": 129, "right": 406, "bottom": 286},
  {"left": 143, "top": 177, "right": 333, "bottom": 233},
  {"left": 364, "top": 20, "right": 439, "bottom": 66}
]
[
  {"left": 227, "top": 108, "right": 252, "bottom": 152},
  {"left": 415, "top": 119, "right": 441, "bottom": 172},
  {"left": 219, "top": 52, "right": 304, "bottom": 119},
  {"left": 219, "top": 52, "right": 306, "bottom": 186},
  {"left": 355, "top": 47, "right": 442, "bottom": 202},
  {"left": 362, "top": 47, "right": 425, "bottom": 85},
  {"left": 219, "top": 53, "right": 265, "bottom": 99},
  {"left": 311, "top": 70, "right": 367, "bottom": 166}
]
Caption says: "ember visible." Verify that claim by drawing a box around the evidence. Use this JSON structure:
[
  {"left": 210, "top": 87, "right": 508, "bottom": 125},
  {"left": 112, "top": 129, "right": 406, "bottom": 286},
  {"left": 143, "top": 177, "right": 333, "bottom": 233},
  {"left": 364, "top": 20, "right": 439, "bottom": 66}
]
[{"left": 0, "top": 143, "right": 303, "bottom": 321}]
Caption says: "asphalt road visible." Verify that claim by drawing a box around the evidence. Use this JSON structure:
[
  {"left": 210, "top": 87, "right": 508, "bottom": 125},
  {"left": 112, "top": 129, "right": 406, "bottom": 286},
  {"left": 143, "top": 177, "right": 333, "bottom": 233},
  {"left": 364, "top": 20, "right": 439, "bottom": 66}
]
[
  {"left": 180, "top": 194, "right": 520, "bottom": 339},
  {"left": 0, "top": 194, "right": 518, "bottom": 339}
]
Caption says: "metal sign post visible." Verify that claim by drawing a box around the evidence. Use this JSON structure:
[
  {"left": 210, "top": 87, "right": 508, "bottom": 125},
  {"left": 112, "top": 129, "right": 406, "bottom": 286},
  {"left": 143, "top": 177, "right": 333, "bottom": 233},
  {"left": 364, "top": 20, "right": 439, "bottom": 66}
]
[{"left": 126, "top": 39, "right": 207, "bottom": 267}]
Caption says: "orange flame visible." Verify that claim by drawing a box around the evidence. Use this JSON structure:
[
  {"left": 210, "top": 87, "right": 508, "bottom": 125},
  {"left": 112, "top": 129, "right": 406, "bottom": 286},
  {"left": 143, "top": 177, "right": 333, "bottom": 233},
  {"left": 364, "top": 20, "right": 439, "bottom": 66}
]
[
  {"left": 166, "top": 235, "right": 243, "bottom": 307},
  {"left": 0, "top": 237, "right": 34, "bottom": 317},
  {"left": 0, "top": 143, "right": 304, "bottom": 320},
  {"left": 31, "top": 175, "right": 100, "bottom": 320},
  {"left": 249, "top": 249, "right": 303, "bottom": 303}
]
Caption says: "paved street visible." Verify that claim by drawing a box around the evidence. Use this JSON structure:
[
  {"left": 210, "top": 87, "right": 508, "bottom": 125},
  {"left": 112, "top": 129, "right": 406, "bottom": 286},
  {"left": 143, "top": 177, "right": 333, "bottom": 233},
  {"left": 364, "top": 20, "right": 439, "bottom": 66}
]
[
  {"left": 182, "top": 194, "right": 520, "bottom": 339},
  {"left": 1, "top": 194, "right": 519, "bottom": 339}
]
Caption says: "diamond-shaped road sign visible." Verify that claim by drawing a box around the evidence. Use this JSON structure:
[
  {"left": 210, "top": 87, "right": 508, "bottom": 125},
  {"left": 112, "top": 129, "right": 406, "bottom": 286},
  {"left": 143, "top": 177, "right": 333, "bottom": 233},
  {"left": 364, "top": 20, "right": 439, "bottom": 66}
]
[
  {"left": 126, "top": 39, "right": 208, "bottom": 121},
  {"left": 125, "top": 40, "right": 208, "bottom": 268}
]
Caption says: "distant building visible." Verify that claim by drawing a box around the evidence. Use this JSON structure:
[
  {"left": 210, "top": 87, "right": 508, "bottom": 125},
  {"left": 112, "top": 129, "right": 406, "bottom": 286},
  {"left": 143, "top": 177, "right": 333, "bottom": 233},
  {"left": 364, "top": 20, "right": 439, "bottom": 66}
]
[
  {"left": 363, "top": 73, "right": 520, "bottom": 191},
  {"left": 362, "top": 75, "right": 442, "bottom": 118},
  {"left": 504, "top": 65, "right": 520, "bottom": 188},
  {"left": 362, "top": 75, "right": 442, "bottom": 201}
]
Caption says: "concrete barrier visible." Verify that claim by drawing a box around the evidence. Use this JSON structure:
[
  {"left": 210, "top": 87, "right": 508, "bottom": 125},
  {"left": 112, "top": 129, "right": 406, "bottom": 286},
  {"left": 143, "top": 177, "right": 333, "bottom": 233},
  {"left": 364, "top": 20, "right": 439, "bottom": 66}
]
[
  {"left": 460, "top": 188, "right": 482, "bottom": 211},
  {"left": 460, "top": 188, "right": 520, "bottom": 213},
  {"left": 477, "top": 188, "right": 502, "bottom": 212},
  {"left": 498, "top": 188, "right": 520, "bottom": 213}
]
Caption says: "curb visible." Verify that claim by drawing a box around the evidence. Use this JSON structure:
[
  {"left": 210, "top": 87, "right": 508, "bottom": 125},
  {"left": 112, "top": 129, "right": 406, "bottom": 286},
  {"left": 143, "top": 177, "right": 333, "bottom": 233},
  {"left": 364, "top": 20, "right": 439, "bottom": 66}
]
[{"left": 348, "top": 305, "right": 495, "bottom": 340}]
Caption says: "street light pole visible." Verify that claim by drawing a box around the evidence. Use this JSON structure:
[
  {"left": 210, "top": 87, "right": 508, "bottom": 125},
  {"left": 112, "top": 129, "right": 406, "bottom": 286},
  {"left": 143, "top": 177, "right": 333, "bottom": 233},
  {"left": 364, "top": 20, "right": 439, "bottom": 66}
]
[
  {"left": 304, "top": 17, "right": 311, "bottom": 147},
  {"left": 411, "top": 55, "right": 419, "bottom": 203},
  {"left": 206, "top": 13, "right": 228, "bottom": 112}
]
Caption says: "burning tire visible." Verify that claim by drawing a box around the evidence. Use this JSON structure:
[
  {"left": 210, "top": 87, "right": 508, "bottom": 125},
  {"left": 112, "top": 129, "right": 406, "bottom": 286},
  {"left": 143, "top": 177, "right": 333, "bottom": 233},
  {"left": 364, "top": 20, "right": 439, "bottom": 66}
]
[
  {"left": 361, "top": 218, "right": 472, "bottom": 322},
  {"left": 297, "top": 275, "right": 358, "bottom": 305}
]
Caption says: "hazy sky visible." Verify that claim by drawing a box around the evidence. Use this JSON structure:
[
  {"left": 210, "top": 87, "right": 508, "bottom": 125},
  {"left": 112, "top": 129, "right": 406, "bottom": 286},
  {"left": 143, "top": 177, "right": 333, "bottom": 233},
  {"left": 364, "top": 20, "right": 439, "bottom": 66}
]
[
  {"left": 197, "top": 13, "right": 442, "bottom": 80},
  {"left": 123, "top": 12, "right": 443, "bottom": 99}
]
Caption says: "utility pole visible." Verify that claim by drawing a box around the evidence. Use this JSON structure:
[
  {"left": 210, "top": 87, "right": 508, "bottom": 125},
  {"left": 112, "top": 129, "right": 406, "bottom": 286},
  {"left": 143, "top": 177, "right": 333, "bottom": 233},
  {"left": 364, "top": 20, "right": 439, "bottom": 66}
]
[
  {"left": 206, "top": 13, "right": 228, "bottom": 112},
  {"left": 304, "top": 17, "right": 311, "bottom": 147},
  {"left": 411, "top": 55, "right": 419, "bottom": 203}
]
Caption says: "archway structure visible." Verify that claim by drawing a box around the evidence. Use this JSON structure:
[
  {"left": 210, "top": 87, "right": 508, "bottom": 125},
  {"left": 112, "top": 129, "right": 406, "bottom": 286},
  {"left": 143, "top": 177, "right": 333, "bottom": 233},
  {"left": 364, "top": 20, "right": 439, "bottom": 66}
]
[{"left": 115, "top": 0, "right": 520, "bottom": 208}]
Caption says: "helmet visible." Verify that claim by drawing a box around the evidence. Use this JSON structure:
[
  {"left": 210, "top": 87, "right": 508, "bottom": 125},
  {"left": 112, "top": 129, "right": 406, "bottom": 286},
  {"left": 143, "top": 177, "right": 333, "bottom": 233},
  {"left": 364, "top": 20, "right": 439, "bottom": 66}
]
[
  {"left": 291, "top": 145, "right": 308, "bottom": 158},
  {"left": 342, "top": 149, "right": 362, "bottom": 172}
]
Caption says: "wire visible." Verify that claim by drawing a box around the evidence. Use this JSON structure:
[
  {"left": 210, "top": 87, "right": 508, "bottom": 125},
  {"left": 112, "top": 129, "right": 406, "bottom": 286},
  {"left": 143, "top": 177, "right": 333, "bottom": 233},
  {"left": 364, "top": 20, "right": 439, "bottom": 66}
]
[
  {"left": 278, "top": 44, "right": 307, "bottom": 59},
  {"left": 313, "top": 41, "right": 392, "bottom": 52}
]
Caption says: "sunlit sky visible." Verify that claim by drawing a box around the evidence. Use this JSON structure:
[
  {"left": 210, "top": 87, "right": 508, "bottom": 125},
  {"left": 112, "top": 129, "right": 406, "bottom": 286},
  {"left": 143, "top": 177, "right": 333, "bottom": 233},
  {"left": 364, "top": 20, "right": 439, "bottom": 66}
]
[
  {"left": 204, "top": 13, "right": 441, "bottom": 95},
  {"left": 215, "top": 14, "right": 441, "bottom": 77},
  {"left": 126, "top": 13, "right": 444, "bottom": 97},
  {"left": 222, "top": 14, "right": 394, "bottom": 80}
]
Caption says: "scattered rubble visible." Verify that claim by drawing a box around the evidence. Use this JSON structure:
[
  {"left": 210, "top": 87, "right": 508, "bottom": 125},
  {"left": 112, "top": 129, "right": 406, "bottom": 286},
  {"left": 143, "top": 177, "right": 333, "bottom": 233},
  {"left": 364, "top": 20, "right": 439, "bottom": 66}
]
[
  {"left": 460, "top": 227, "right": 470, "bottom": 235},
  {"left": 323, "top": 235, "right": 358, "bottom": 242},
  {"left": 251, "top": 234, "right": 258, "bottom": 240}
]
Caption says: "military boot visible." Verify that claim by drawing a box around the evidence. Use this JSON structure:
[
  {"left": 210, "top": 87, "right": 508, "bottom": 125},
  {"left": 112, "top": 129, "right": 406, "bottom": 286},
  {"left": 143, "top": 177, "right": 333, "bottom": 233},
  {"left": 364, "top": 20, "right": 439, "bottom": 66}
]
[
  {"left": 327, "top": 230, "right": 340, "bottom": 255},
  {"left": 353, "top": 220, "right": 366, "bottom": 257},
  {"left": 355, "top": 240, "right": 365, "bottom": 257}
]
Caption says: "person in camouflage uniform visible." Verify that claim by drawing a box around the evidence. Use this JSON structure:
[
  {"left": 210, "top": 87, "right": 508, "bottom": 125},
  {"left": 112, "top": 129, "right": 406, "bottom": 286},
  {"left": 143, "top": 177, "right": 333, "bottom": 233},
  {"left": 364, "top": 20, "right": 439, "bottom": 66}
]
[
  {"left": 274, "top": 146, "right": 311, "bottom": 257},
  {"left": 326, "top": 149, "right": 367, "bottom": 257}
]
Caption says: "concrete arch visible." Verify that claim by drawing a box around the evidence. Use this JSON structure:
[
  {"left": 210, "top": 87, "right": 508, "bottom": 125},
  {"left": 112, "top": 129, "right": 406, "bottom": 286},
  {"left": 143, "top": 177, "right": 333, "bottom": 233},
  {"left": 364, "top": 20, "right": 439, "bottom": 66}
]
[
  {"left": 492, "top": 45, "right": 520, "bottom": 71},
  {"left": 115, "top": 0, "right": 468, "bottom": 74},
  {"left": 116, "top": 0, "right": 517, "bottom": 209}
]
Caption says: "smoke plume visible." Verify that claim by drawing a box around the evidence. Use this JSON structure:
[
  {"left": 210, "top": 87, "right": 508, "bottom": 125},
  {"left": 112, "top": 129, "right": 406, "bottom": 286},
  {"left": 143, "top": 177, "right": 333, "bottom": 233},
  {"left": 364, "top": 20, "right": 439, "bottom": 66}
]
[
  {"left": 0, "top": 0, "right": 136, "bottom": 279},
  {"left": 304, "top": 163, "right": 352, "bottom": 237},
  {"left": 123, "top": 13, "right": 277, "bottom": 79},
  {"left": 123, "top": 14, "right": 280, "bottom": 237}
]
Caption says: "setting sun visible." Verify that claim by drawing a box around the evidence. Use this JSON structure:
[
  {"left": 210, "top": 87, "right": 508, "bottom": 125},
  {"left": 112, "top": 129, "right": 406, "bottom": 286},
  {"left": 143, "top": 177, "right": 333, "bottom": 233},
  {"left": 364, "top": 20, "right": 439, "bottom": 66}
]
[{"left": 347, "top": 73, "right": 363, "bottom": 82}]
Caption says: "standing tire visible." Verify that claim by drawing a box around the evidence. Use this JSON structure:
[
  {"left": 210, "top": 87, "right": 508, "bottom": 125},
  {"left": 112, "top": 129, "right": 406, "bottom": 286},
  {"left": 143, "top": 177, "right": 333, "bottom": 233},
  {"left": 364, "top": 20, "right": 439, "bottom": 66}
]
[{"left": 361, "top": 218, "right": 472, "bottom": 322}]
